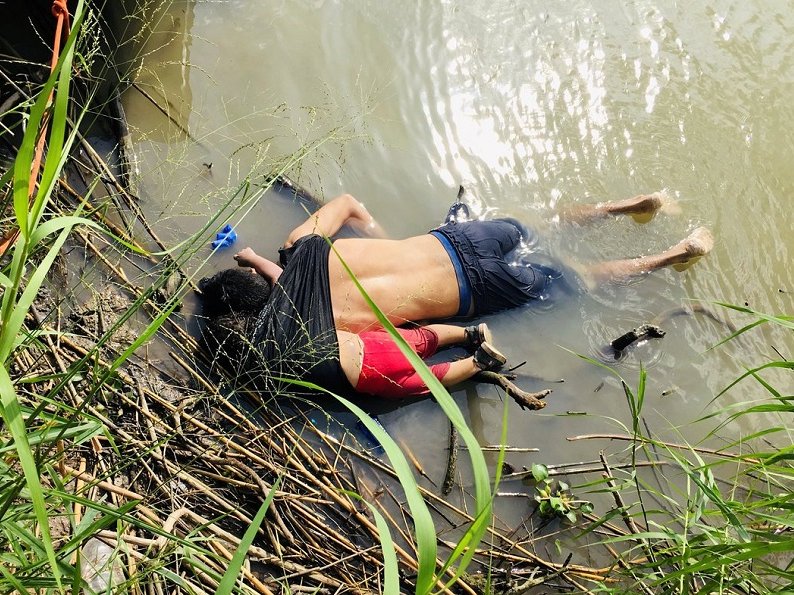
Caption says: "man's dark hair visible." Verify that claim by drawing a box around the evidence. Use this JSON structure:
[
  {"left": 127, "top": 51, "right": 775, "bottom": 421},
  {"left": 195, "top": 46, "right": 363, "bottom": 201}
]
[{"left": 198, "top": 268, "right": 271, "bottom": 317}]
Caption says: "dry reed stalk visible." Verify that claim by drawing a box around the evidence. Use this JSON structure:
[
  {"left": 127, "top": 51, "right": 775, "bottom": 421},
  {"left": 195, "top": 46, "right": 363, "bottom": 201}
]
[
  {"left": 569, "top": 433, "right": 760, "bottom": 463},
  {"left": 56, "top": 177, "right": 152, "bottom": 257},
  {"left": 324, "top": 436, "right": 612, "bottom": 585}
]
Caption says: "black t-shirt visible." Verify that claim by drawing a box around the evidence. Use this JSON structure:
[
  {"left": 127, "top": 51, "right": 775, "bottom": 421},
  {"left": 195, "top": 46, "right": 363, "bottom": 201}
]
[{"left": 250, "top": 235, "right": 352, "bottom": 395}]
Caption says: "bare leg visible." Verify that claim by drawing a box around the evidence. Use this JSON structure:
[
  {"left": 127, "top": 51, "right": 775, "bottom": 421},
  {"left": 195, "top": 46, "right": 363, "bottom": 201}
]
[
  {"left": 558, "top": 192, "right": 678, "bottom": 225},
  {"left": 424, "top": 324, "right": 467, "bottom": 347},
  {"left": 584, "top": 227, "right": 714, "bottom": 286},
  {"left": 438, "top": 357, "right": 481, "bottom": 387}
]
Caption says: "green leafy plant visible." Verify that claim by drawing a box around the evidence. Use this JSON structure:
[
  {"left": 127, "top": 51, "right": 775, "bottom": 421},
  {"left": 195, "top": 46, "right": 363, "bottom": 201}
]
[{"left": 532, "top": 464, "right": 593, "bottom": 523}]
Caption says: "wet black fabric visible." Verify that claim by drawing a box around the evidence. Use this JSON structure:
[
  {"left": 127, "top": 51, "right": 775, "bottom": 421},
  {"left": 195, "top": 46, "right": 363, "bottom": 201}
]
[{"left": 250, "top": 235, "right": 352, "bottom": 395}]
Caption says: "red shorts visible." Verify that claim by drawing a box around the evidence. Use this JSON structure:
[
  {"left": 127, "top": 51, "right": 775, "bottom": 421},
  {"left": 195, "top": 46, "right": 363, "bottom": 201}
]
[{"left": 355, "top": 327, "right": 451, "bottom": 399}]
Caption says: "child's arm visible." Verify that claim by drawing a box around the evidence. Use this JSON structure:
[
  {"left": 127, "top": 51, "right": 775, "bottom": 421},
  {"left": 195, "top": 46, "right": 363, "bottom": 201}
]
[{"left": 234, "top": 247, "right": 283, "bottom": 286}]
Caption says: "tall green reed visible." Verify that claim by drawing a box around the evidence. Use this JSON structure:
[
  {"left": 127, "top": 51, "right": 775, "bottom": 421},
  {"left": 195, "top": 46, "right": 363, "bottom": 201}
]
[
  {"left": 0, "top": 2, "right": 89, "bottom": 589},
  {"left": 282, "top": 241, "right": 498, "bottom": 594},
  {"left": 584, "top": 303, "right": 794, "bottom": 594}
]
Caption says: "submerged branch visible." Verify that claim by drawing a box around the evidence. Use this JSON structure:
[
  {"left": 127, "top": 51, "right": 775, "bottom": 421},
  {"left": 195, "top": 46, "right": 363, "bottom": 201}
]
[{"left": 441, "top": 421, "right": 458, "bottom": 496}]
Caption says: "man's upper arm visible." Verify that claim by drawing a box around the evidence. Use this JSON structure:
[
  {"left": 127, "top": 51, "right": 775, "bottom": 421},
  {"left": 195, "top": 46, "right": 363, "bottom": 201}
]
[{"left": 283, "top": 194, "right": 359, "bottom": 248}]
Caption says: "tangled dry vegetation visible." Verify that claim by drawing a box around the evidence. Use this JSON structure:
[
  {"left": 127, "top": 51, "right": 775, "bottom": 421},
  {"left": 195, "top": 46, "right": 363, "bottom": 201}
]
[{"left": 11, "top": 167, "right": 619, "bottom": 593}]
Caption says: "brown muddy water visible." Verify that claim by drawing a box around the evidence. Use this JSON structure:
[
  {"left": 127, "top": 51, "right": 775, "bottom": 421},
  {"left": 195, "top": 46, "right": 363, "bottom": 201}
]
[{"left": 122, "top": 0, "right": 793, "bottom": 528}]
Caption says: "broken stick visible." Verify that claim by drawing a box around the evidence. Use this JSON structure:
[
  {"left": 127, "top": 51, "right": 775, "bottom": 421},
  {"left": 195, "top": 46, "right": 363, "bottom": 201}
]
[{"left": 474, "top": 371, "right": 551, "bottom": 410}]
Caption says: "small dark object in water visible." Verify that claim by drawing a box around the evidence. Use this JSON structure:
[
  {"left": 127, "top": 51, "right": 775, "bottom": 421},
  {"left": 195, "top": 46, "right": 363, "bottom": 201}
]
[
  {"left": 609, "top": 324, "right": 666, "bottom": 357},
  {"left": 268, "top": 173, "right": 321, "bottom": 207},
  {"left": 152, "top": 271, "right": 183, "bottom": 310},
  {"left": 441, "top": 421, "right": 458, "bottom": 496},
  {"left": 445, "top": 184, "right": 470, "bottom": 223}
]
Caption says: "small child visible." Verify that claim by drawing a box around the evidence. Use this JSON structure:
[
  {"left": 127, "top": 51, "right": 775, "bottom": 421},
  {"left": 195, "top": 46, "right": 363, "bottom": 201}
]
[{"left": 342, "top": 323, "right": 506, "bottom": 399}]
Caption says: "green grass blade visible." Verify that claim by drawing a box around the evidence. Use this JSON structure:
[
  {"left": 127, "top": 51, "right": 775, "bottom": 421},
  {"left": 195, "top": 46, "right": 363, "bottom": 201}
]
[
  {"left": 0, "top": 221, "right": 77, "bottom": 361},
  {"left": 30, "top": 1, "right": 85, "bottom": 230},
  {"left": 0, "top": 365, "right": 62, "bottom": 590},
  {"left": 215, "top": 477, "right": 281, "bottom": 595},
  {"left": 327, "top": 241, "right": 492, "bottom": 590},
  {"left": 0, "top": 564, "right": 26, "bottom": 593},
  {"left": 670, "top": 450, "right": 750, "bottom": 543},
  {"left": 283, "top": 378, "right": 438, "bottom": 592},
  {"left": 11, "top": 76, "right": 54, "bottom": 239},
  {"left": 715, "top": 361, "right": 794, "bottom": 400},
  {"left": 705, "top": 319, "right": 765, "bottom": 352},
  {"left": 712, "top": 301, "right": 794, "bottom": 330},
  {"left": 29, "top": 215, "right": 102, "bottom": 248},
  {"left": 441, "top": 397, "right": 510, "bottom": 586},
  {"left": 0, "top": 163, "right": 13, "bottom": 188},
  {"left": 343, "top": 491, "right": 400, "bottom": 595}
]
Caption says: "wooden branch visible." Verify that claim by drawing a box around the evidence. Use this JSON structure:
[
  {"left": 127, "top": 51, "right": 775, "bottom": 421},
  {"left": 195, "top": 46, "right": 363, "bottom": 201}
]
[
  {"left": 474, "top": 371, "right": 551, "bottom": 410},
  {"left": 441, "top": 421, "right": 458, "bottom": 496}
]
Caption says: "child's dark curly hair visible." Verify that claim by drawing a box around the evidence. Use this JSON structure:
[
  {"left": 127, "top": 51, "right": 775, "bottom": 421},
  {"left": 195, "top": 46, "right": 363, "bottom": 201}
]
[
  {"left": 198, "top": 268, "right": 271, "bottom": 317},
  {"left": 200, "top": 311, "right": 258, "bottom": 371}
]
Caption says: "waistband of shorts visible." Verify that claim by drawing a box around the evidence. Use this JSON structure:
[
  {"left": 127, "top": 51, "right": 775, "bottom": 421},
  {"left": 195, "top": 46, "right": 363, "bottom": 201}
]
[{"left": 429, "top": 230, "right": 471, "bottom": 317}]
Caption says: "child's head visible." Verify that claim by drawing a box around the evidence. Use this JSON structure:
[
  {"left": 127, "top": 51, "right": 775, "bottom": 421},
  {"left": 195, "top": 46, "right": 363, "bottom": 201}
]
[
  {"left": 198, "top": 268, "right": 271, "bottom": 317},
  {"left": 200, "top": 311, "right": 257, "bottom": 370}
]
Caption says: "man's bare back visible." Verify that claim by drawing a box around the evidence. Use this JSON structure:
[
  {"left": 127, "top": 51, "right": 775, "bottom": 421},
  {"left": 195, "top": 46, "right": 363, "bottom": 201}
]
[{"left": 329, "top": 235, "right": 460, "bottom": 332}]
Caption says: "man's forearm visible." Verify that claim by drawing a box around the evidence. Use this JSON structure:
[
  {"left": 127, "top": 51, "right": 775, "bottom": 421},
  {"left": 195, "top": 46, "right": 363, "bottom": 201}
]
[{"left": 284, "top": 193, "right": 388, "bottom": 247}]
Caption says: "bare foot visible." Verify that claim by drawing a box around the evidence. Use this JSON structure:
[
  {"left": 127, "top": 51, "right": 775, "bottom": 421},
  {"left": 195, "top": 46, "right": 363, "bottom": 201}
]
[
  {"left": 624, "top": 191, "right": 681, "bottom": 222},
  {"left": 559, "top": 191, "right": 678, "bottom": 225},
  {"left": 656, "top": 190, "right": 682, "bottom": 216},
  {"left": 683, "top": 226, "right": 714, "bottom": 257},
  {"left": 631, "top": 193, "right": 663, "bottom": 213},
  {"left": 605, "top": 193, "right": 660, "bottom": 215},
  {"left": 615, "top": 192, "right": 664, "bottom": 223},
  {"left": 672, "top": 226, "right": 713, "bottom": 270}
]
